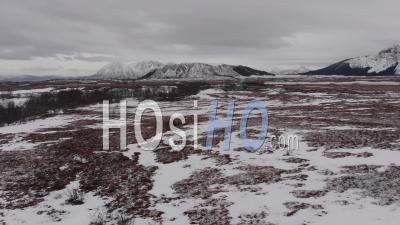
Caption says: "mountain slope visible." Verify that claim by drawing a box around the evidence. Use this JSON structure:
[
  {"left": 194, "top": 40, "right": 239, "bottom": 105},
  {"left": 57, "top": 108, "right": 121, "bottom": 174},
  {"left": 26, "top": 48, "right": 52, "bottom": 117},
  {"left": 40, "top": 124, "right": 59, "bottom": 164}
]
[
  {"left": 144, "top": 63, "right": 273, "bottom": 80},
  {"left": 144, "top": 63, "right": 228, "bottom": 79},
  {"left": 92, "top": 61, "right": 164, "bottom": 79},
  {"left": 304, "top": 45, "right": 400, "bottom": 75}
]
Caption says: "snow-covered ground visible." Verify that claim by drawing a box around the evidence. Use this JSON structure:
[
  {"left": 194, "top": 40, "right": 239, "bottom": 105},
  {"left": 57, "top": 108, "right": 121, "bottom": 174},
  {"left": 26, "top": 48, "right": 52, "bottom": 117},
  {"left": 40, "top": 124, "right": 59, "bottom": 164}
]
[{"left": 0, "top": 114, "right": 95, "bottom": 151}]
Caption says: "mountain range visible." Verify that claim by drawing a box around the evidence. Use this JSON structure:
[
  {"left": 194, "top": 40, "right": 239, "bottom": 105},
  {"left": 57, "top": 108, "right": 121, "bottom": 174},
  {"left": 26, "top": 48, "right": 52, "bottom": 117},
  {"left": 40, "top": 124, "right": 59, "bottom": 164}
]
[
  {"left": 1, "top": 45, "right": 400, "bottom": 82},
  {"left": 304, "top": 45, "right": 400, "bottom": 75},
  {"left": 92, "top": 62, "right": 273, "bottom": 80}
]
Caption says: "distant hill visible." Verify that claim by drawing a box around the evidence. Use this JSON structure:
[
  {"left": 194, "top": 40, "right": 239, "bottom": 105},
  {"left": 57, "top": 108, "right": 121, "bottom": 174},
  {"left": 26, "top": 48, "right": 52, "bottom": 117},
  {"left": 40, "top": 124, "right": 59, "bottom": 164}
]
[
  {"left": 0, "top": 75, "right": 62, "bottom": 82},
  {"left": 269, "top": 66, "right": 312, "bottom": 75}
]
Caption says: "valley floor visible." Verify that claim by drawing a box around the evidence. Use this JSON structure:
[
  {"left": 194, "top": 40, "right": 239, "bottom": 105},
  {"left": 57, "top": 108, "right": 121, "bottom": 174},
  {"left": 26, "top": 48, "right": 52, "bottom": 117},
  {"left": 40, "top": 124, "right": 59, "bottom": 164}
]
[{"left": 1, "top": 75, "right": 400, "bottom": 225}]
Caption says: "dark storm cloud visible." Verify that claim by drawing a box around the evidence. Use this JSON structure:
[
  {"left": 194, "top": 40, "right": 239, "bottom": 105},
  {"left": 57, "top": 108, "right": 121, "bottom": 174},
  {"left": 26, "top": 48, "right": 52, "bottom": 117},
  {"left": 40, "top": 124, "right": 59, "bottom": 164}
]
[{"left": 0, "top": 0, "right": 400, "bottom": 74}]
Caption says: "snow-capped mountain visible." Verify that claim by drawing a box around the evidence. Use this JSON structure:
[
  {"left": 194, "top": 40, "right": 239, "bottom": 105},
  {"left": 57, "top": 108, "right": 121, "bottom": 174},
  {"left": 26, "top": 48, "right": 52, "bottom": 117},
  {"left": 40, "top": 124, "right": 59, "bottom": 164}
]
[
  {"left": 93, "top": 61, "right": 273, "bottom": 80},
  {"left": 145, "top": 63, "right": 273, "bottom": 79},
  {"left": 92, "top": 60, "right": 164, "bottom": 79},
  {"left": 304, "top": 45, "right": 400, "bottom": 75}
]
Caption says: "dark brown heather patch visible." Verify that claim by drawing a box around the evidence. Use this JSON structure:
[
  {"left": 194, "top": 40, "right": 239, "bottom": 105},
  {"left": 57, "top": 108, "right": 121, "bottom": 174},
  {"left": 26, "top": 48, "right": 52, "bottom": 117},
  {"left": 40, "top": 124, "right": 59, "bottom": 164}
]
[
  {"left": 237, "top": 211, "right": 275, "bottom": 225},
  {"left": 155, "top": 143, "right": 233, "bottom": 165},
  {"left": 0, "top": 126, "right": 160, "bottom": 219},
  {"left": 340, "top": 164, "right": 382, "bottom": 174},
  {"left": 223, "top": 165, "right": 284, "bottom": 186},
  {"left": 285, "top": 174, "right": 309, "bottom": 181},
  {"left": 79, "top": 152, "right": 160, "bottom": 219},
  {"left": 290, "top": 190, "right": 327, "bottom": 199},
  {"left": 326, "top": 166, "right": 400, "bottom": 205},
  {"left": 304, "top": 129, "right": 400, "bottom": 150},
  {"left": 155, "top": 146, "right": 193, "bottom": 164},
  {"left": 323, "top": 151, "right": 353, "bottom": 158},
  {"left": 184, "top": 198, "right": 232, "bottom": 225},
  {"left": 0, "top": 149, "right": 78, "bottom": 209},
  {"left": 282, "top": 157, "right": 309, "bottom": 164},
  {"left": 172, "top": 167, "right": 225, "bottom": 199},
  {"left": 283, "top": 201, "right": 324, "bottom": 217},
  {"left": 173, "top": 165, "right": 286, "bottom": 200},
  {"left": 323, "top": 151, "right": 374, "bottom": 159}
]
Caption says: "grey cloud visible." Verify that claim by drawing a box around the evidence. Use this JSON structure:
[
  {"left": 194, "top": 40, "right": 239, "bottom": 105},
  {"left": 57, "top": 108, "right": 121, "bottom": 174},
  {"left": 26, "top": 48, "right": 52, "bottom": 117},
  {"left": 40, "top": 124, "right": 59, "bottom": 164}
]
[
  {"left": 55, "top": 54, "right": 116, "bottom": 62},
  {"left": 0, "top": 0, "right": 399, "bottom": 74}
]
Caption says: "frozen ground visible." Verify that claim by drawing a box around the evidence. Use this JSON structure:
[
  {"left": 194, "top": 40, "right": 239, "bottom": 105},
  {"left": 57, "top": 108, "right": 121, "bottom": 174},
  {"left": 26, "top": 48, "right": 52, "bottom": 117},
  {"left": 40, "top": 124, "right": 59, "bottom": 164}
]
[{"left": 0, "top": 76, "right": 400, "bottom": 224}]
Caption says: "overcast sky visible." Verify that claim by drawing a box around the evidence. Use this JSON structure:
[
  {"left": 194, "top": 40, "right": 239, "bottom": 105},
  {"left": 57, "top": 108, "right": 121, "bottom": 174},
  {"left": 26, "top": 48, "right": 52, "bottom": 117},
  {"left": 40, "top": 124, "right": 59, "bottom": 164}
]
[{"left": 1, "top": 0, "right": 399, "bottom": 76}]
